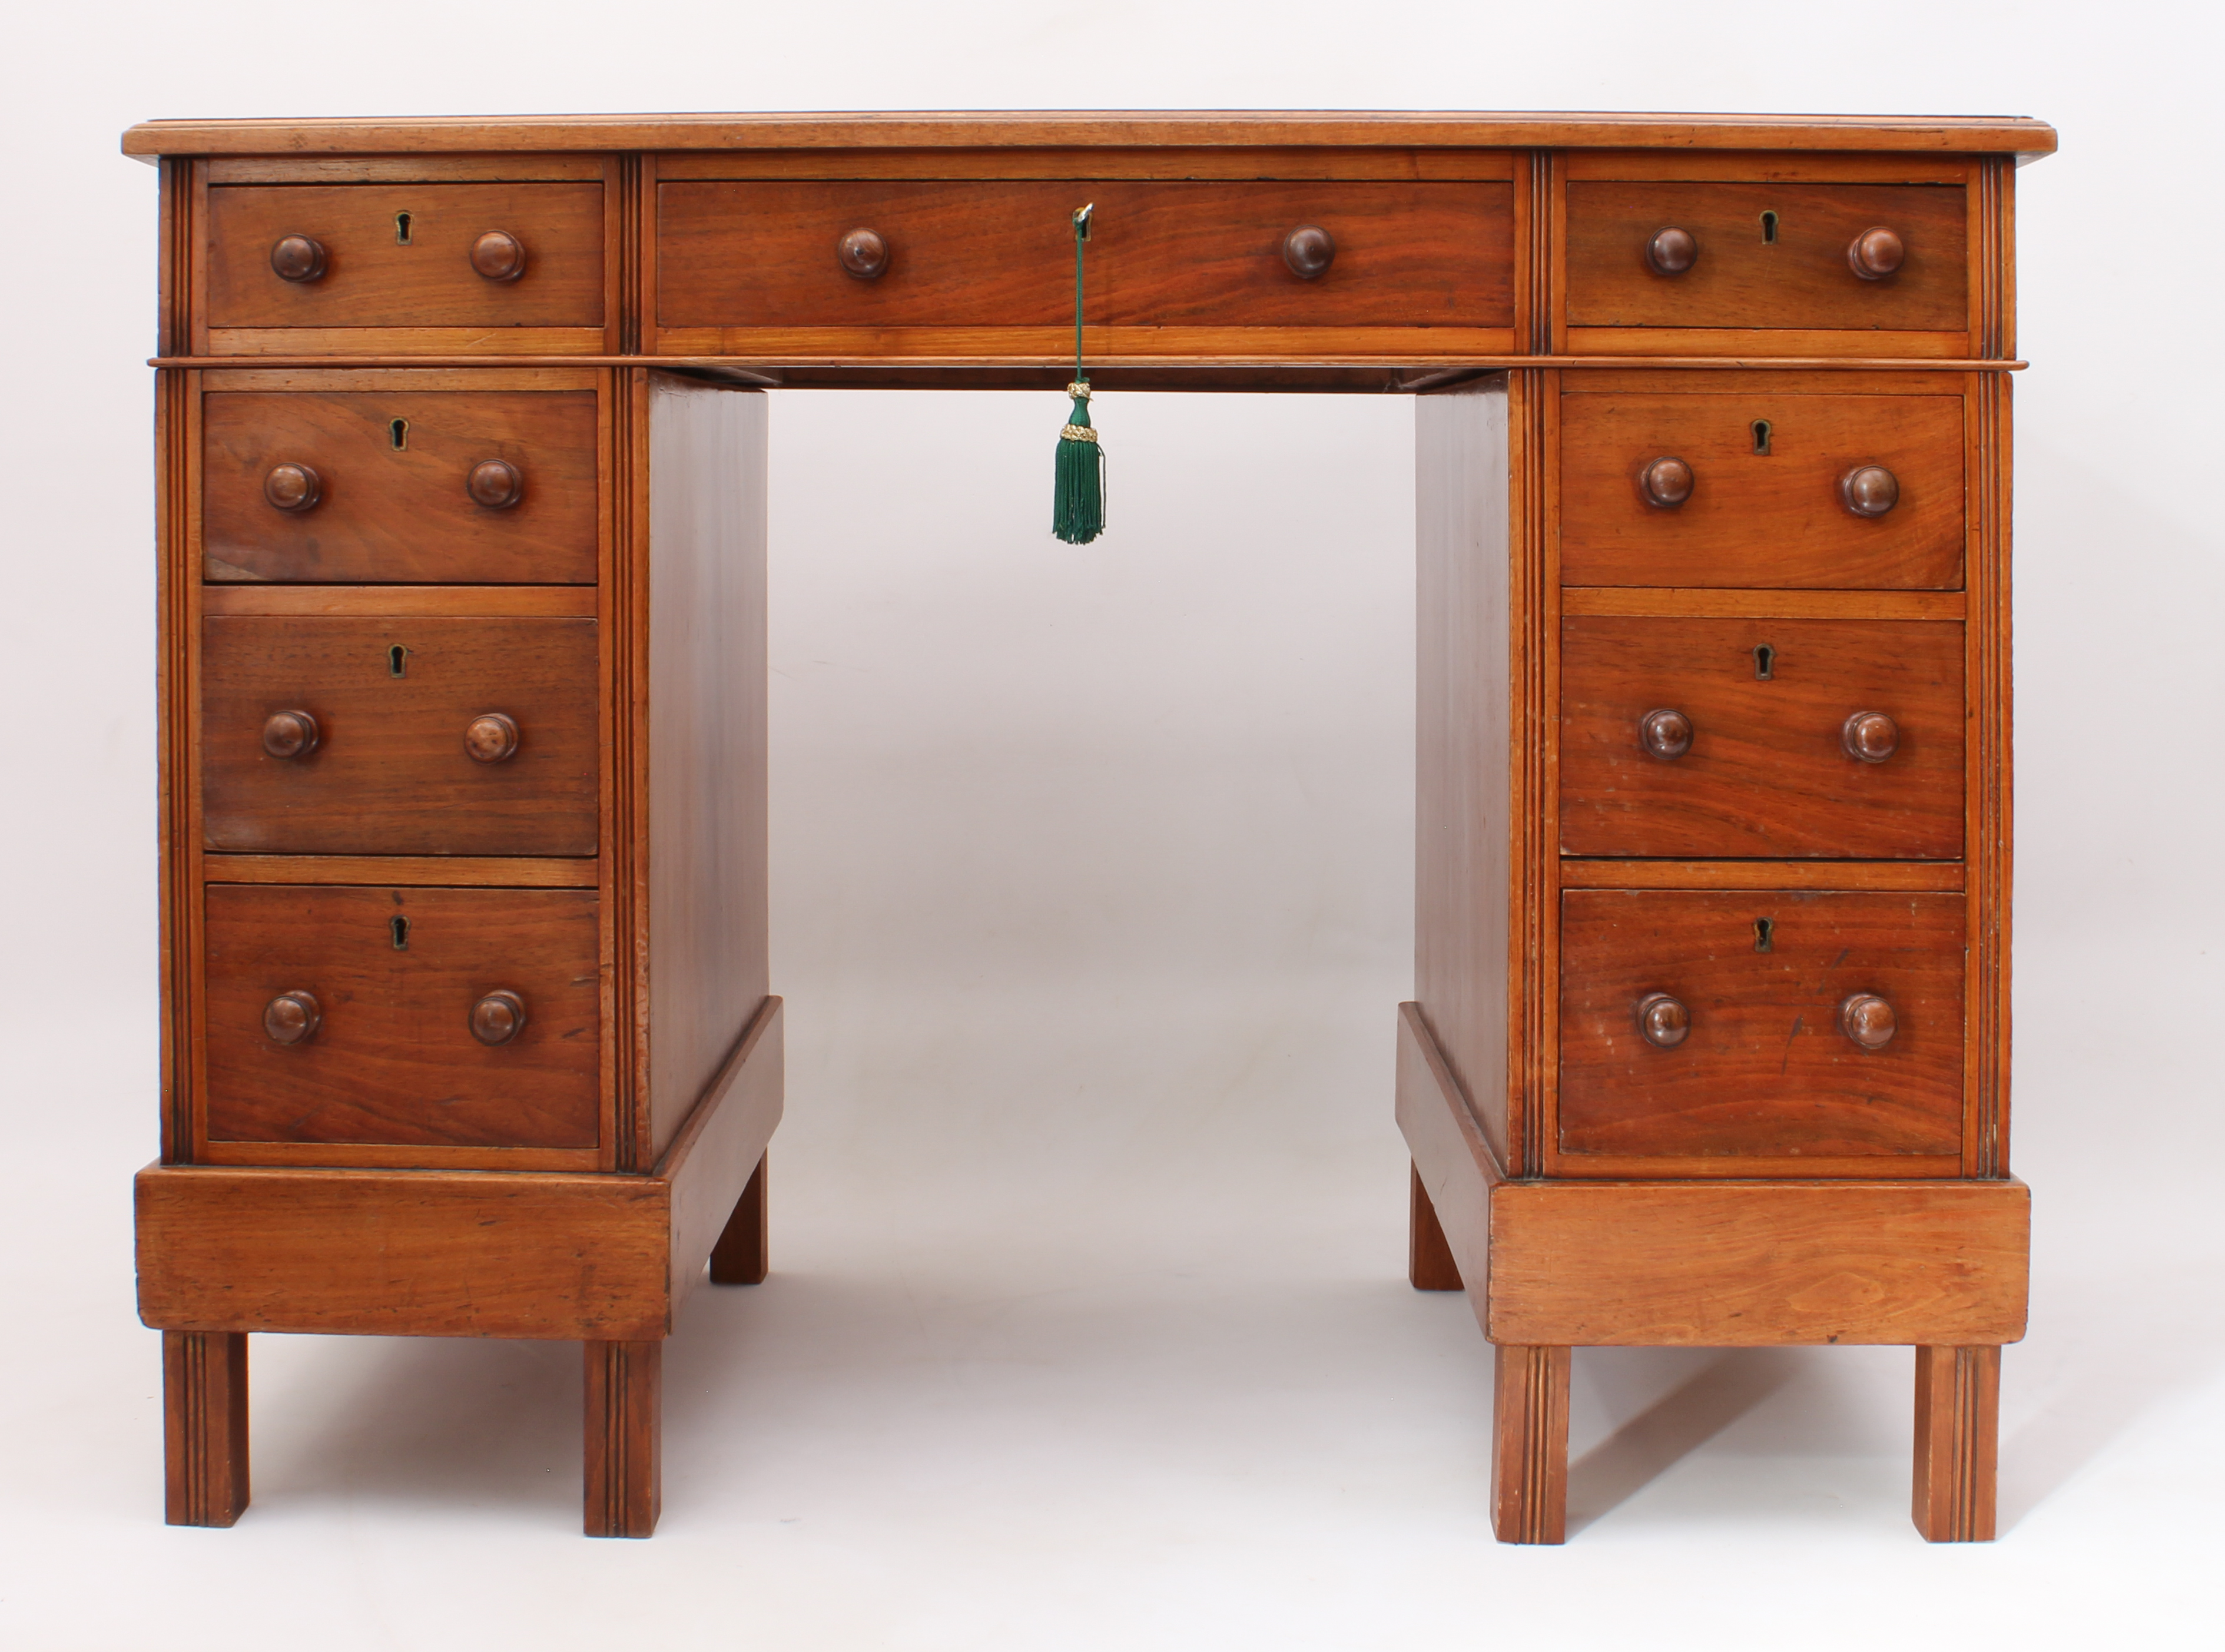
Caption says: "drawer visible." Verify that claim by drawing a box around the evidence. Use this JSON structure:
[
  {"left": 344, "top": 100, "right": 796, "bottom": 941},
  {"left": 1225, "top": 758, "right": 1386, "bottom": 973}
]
[
  {"left": 1560, "top": 616, "right": 1963, "bottom": 859},
  {"left": 207, "top": 183, "right": 605, "bottom": 329},
  {"left": 656, "top": 180, "right": 1514, "bottom": 331},
  {"left": 203, "top": 392, "right": 599, "bottom": 583},
  {"left": 1559, "top": 388, "right": 1964, "bottom": 589},
  {"left": 1566, "top": 181, "right": 1967, "bottom": 333},
  {"left": 1559, "top": 888, "right": 1964, "bottom": 1161},
  {"left": 203, "top": 884, "right": 600, "bottom": 1151},
  {"left": 201, "top": 615, "right": 599, "bottom": 855}
]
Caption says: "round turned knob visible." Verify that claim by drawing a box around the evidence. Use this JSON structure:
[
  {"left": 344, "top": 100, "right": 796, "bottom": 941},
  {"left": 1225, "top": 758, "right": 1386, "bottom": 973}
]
[
  {"left": 263, "top": 990, "right": 322, "bottom": 1046},
  {"left": 269, "top": 234, "right": 327, "bottom": 283},
  {"left": 1637, "top": 991, "right": 1691, "bottom": 1050},
  {"left": 469, "top": 230, "right": 527, "bottom": 283},
  {"left": 463, "top": 711, "right": 520, "bottom": 764},
  {"left": 1639, "top": 707, "right": 1693, "bottom": 760},
  {"left": 261, "top": 709, "right": 321, "bottom": 760},
  {"left": 1282, "top": 224, "right": 1336, "bottom": 280},
  {"left": 263, "top": 462, "right": 323, "bottom": 513},
  {"left": 837, "top": 227, "right": 889, "bottom": 279},
  {"left": 1639, "top": 456, "right": 1694, "bottom": 508},
  {"left": 1839, "top": 993, "right": 1896, "bottom": 1050},
  {"left": 470, "top": 989, "right": 528, "bottom": 1046},
  {"left": 1842, "top": 711, "right": 1899, "bottom": 764},
  {"left": 1838, "top": 464, "right": 1899, "bottom": 518},
  {"left": 466, "top": 458, "right": 524, "bottom": 509},
  {"left": 1846, "top": 226, "right": 1905, "bottom": 280},
  {"left": 1646, "top": 226, "right": 1698, "bottom": 276}
]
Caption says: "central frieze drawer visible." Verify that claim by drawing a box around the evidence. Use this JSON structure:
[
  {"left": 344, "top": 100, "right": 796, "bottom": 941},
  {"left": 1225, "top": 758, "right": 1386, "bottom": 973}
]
[
  {"left": 201, "top": 615, "right": 599, "bottom": 856},
  {"left": 203, "top": 391, "right": 599, "bottom": 584},
  {"left": 1560, "top": 616, "right": 1964, "bottom": 859},
  {"left": 1559, "top": 387, "right": 1965, "bottom": 589},
  {"left": 1559, "top": 888, "right": 1965, "bottom": 1162},
  {"left": 656, "top": 180, "right": 1515, "bottom": 330},
  {"left": 207, "top": 183, "right": 606, "bottom": 330},
  {"left": 203, "top": 883, "right": 601, "bottom": 1152}
]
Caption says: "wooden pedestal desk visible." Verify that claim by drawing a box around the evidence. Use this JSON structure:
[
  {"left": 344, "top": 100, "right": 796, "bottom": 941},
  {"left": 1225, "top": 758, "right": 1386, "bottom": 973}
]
[{"left": 127, "top": 110, "right": 2051, "bottom": 1541}]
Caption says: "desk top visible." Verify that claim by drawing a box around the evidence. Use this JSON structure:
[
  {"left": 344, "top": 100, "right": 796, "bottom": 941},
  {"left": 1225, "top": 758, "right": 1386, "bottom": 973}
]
[{"left": 122, "top": 110, "right": 2059, "bottom": 161}]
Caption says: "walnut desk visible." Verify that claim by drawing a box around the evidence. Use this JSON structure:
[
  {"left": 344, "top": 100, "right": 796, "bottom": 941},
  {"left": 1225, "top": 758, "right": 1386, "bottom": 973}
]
[{"left": 125, "top": 110, "right": 2051, "bottom": 1541}]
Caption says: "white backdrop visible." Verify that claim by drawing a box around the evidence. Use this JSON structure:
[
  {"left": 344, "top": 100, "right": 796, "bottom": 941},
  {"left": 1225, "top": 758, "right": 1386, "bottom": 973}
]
[{"left": 2, "top": 4, "right": 2221, "bottom": 1647}]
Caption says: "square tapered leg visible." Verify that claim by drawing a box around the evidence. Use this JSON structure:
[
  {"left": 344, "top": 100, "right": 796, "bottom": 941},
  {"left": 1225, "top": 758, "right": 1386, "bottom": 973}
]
[
  {"left": 1491, "top": 1343, "right": 1571, "bottom": 1544},
  {"left": 1914, "top": 1345, "right": 2001, "bottom": 1541},
  {"left": 1409, "top": 1162, "right": 1463, "bottom": 1291},
  {"left": 584, "top": 1339, "right": 662, "bottom": 1537},
  {"left": 709, "top": 1152, "right": 769, "bottom": 1286},
  {"left": 163, "top": 1330, "right": 249, "bottom": 1527}
]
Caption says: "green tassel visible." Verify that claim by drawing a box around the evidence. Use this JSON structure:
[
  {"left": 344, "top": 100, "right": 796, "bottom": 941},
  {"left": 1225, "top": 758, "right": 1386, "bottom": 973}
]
[
  {"left": 1052, "top": 204, "right": 1106, "bottom": 545},
  {"left": 1053, "top": 380, "right": 1105, "bottom": 545}
]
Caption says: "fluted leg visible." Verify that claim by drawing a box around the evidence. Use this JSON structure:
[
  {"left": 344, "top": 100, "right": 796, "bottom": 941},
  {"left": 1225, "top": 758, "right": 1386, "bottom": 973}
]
[
  {"left": 1914, "top": 1345, "right": 2000, "bottom": 1541},
  {"left": 163, "top": 1330, "right": 249, "bottom": 1527},
  {"left": 583, "top": 1339, "right": 661, "bottom": 1537},
  {"left": 1491, "top": 1343, "right": 1571, "bottom": 1544}
]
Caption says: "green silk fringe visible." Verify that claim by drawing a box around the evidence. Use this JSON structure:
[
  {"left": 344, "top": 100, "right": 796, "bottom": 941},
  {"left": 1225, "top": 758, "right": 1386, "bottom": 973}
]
[{"left": 1052, "top": 205, "right": 1106, "bottom": 545}]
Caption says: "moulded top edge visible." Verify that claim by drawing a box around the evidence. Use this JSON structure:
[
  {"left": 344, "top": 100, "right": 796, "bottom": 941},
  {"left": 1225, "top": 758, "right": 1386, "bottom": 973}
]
[{"left": 120, "top": 110, "right": 2060, "bottom": 161}]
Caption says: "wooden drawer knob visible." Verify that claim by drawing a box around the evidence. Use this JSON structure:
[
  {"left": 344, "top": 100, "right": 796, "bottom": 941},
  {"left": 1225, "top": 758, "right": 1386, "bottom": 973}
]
[
  {"left": 463, "top": 711, "right": 520, "bottom": 764},
  {"left": 1639, "top": 707, "right": 1693, "bottom": 760},
  {"left": 1842, "top": 711, "right": 1899, "bottom": 764},
  {"left": 1283, "top": 224, "right": 1336, "bottom": 280},
  {"left": 470, "top": 989, "right": 528, "bottom": 1046},
  {"left": 269, "top": 234, "right": 327, "bottom": 283},
  {"left": 1839, "top": 464, "right": 1899, "bottom": 517},
  {"left": 263, "top": 462, "right": 323, "bottom": 512},
  {"left": 470, "top": 230, "right": 527, "bottom": 283},
  {"left": 1846, "top": 227, "right": 1905, "bottom": 280},
  {"left": 837, "top": 227, "right": 889, "bottom": 279},
  {"left": 1637, "top": 991, "right": 1690, "bottom": 1049},
  {"left": 1646, "top": 226, "right": 1697, "bottom": 275},
  {"left": 261, "top": 709, "right": 320, "bottom": 760},
  {"left": 466, "top": 458, "right": 525, "bottom": 509},
  {"left": 1640, "top": 456, "right": 1693, "bottom": 508},
  {"left": 1839, "top": 992, "right": 1896, "bottom": 1050},
  {"left": 263, "top": 990, "right": 322, "bottom": 1046}
]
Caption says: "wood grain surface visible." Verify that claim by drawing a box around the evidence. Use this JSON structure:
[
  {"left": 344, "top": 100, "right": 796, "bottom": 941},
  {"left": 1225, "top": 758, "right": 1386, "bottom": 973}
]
[
  {"left": 163, "top": 1330, "right": 248, "bottom": 1527},
  {"left": 1487, "top": 1177, "right": 2029, "bottom": 1346},
  {"left": 1557, "top": 889, "right": 1966, "bottom": 1161},
  {"left": 1493, "top": 1345, "right": 1571, "bottom": 1544},
  {"left": 1567, "top": 181, "right": 1968, "bottom": 331},
  {"left": 202, "top": 884, "right": 601, "bottom": 1151},
  {"left": 1559, "top": 387, "right": 1965, "bottom": 589},
  {"left": 207, "top": 183, "right": 604, "bottom": 329},
  {"left": 583, "top": 1341, "right": 661, "bottom": 1537},
  {"left": 135, "top": 1162, "right": 669, "bottom": 1338},
  {"left": 122, "top": 111, "right": 2060, "bottom": 160},
  {"left": 201, "top": 615, "right": 599, "bottom": 855},
  {"left": 657, "top": 179, "right": 1514, "bottom": 331},
  {"left": 203, "top": 390, "right": 598, "bottom": 583},
  {"left": 1559, "top": 616, "right": 1965, "bottom": 859},
  {"left": 1915, "top": 1345, "right": 2001, "bottom": 1540}
]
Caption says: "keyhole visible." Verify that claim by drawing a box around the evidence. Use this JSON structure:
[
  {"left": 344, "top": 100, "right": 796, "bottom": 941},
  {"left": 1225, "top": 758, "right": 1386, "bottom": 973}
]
[
  {"left": 390, "top": 915, "right": 411, "bottom": 950},
  {"left": 1759, "top": 210, "right": 1779, "bottom": 244},
  {"left": 1753, "top": 917, "right": 1774, "bottom": 953},
  {"left": 388, "top": 644, "right": 408, "bottom": 678},
  {"left": 395, "top": 211, "right": 413, "bottom": 246},
  {"left": 1751, "top": 419, "right": 1772, "bottom": 456},
  {"left": 1753, "top": 643, "right": 1775, "bottom": 681},
  {"left": 389, "top": 417, "right": 409, "bottom": 451}
]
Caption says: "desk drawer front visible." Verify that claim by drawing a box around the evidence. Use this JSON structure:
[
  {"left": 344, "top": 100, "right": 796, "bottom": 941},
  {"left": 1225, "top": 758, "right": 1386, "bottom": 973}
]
[
  {"left": 1559, "top": 888, "right": 1965, "bottom": 1161},
  {"left": 1559, "top": 388, "right": 1964, "bottom": 589},
  {"left": 656, "top": 179, "right": 1515, "bottom": 331},
  {"left": 1560, "top": 616, "right": 1964, "bottom": 859},
  {"left": 1566, "top": 181, "right": 1967, "bottom": 333},
  {"left": 201, "top": 615, "right": 599, "bottom": 856},
  {"left": 203, "top": 884, "right": 601, "bottom": 1152},
  {"left": 203, "top": 392, "right": 599, "bottom": 584},
  {"left": 207, "top": 183, "right": 605, "bottom": 329}
]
